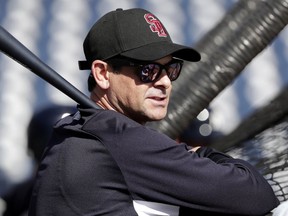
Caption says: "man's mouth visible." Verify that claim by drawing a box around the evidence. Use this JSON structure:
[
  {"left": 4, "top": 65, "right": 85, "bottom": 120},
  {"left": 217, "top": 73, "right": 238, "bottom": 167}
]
[
  {"left": 147, "top": 96, "right": 168, "bottom": 106},
  {"left": 149, "top": 96, "right": 165, "bottom": 101}
]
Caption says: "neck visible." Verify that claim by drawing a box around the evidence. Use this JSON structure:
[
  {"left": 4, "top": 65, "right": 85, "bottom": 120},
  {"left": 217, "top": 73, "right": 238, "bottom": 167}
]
[
  {"left": 90, "top": 89, "right": 147, "bottom": 125},
  {"left": 90, "top": 90, "right": 114, "bottom": 111}
]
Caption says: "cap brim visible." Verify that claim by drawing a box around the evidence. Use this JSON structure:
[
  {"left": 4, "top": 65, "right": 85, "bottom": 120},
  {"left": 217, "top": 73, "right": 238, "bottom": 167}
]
[
  {"left": 78, "top": 41, "right": 201, "bottom": 70},
  {"left": 120, "top": 41, "right": 201, "bottom": 62}
]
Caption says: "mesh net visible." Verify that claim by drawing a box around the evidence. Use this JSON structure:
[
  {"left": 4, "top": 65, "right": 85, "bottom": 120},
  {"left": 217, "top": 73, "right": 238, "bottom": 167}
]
[{"left": 226, "top": 116, "right": 288, "bottom": 203}]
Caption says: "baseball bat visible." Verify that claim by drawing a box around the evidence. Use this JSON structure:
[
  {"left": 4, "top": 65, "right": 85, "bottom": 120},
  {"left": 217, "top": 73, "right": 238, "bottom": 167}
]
[{"left": 0, "top": 25, "right": 98, "bottom": 109}]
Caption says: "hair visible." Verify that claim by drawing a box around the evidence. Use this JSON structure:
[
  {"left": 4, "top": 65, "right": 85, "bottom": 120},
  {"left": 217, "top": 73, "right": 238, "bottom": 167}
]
[{"left": 87, "top": 73, "right": 96, "bottom": 92}]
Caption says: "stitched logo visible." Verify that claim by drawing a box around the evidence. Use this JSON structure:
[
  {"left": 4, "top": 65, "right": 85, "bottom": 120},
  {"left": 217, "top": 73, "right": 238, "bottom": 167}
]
[{"left": 144, "top": 13, "right": 167, "bottom": 37}]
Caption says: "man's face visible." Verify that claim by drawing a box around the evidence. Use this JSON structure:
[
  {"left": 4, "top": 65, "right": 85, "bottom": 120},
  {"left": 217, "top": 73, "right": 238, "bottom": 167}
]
[{"left": 108, "top": 55, "right": 173, "bottom": 124}]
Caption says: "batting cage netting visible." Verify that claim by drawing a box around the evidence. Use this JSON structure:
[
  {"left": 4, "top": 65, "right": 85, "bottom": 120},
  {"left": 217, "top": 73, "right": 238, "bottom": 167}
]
[
  {"left": 227, "top": 118, "right": 288, "bottom": 203},
  {"left": 211, "top": 86, "right": 288, "bottom": 204}
]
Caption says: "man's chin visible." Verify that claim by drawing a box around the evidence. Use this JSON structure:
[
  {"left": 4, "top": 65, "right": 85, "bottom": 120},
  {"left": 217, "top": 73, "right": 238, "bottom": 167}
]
[
  {"left": 147, "top": 111, "right": 167, "bottom": 122},
  {"left": 129, "top": 108, "right": 167, "bottom": 124}
]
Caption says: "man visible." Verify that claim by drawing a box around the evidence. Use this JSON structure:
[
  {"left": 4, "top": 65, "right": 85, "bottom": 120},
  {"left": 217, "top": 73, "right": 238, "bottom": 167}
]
[{"left": 28, "top": 8, "right": 279, "bottom": 216}]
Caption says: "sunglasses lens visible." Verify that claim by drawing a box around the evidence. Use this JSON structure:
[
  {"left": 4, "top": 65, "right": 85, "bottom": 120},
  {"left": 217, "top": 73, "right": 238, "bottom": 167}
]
[
  {"left": 139, "top": 60, "right": 183, "bottom": 83},
  {"left": 166, "top": 63, "right": 181, "bottom": 81},
  {"left": 140, "top": 64, "right": 161, "bottom": 82}
]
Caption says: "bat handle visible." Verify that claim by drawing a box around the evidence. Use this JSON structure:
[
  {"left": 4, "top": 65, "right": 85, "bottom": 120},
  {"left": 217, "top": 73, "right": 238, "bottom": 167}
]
[{"left": 0, "top": 25, "right": 99, "bottom": 109}]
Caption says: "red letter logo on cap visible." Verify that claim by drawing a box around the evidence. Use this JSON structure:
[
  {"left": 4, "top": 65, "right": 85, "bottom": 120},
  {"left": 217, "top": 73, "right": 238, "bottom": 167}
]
[{"left": 144, "top": 14, "right": 167, "bottom": 37}]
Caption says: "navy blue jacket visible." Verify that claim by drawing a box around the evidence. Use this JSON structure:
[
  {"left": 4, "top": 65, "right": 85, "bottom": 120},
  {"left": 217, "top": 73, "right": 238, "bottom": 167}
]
[{"left": 28, "top": 107, "right": 279, "bottom": 215}]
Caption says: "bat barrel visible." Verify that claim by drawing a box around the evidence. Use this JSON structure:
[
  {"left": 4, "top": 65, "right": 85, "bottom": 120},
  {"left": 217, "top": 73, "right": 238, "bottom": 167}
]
[{"left": 0, "top": 25, "right": 98, "bottom": 109}]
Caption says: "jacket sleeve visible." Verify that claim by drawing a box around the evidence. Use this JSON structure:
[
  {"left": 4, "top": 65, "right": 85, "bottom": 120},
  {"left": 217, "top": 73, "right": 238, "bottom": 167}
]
[
  {"left": 190, "top": 146, "right": 280, "bottom": 215},
  {"left": 91, "top": 115, "right": 279, "bottom": 216}
]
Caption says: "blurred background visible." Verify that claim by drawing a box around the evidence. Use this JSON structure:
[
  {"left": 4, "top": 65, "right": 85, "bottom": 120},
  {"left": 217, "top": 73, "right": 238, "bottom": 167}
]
[{"left": 0, "top": 0, "right": 288, "bottom": 215}]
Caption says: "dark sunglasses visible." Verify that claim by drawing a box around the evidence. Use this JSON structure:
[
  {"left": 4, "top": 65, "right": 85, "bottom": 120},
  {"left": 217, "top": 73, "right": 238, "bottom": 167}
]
[{"left": 106, "top": 58, "right": 184, "bottom": 83}]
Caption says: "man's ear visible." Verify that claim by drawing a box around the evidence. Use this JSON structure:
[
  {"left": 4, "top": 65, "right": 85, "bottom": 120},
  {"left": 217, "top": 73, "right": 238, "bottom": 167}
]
[{"left": 91, "top": 60, "right": 110, "bottom": 89}]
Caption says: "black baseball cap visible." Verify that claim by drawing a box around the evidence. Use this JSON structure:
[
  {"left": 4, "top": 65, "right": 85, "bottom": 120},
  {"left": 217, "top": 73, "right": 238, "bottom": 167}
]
[{"left": 79, "top": 8, "right": 201, "bottom": 70}]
